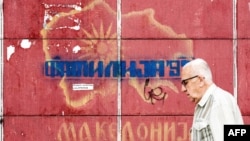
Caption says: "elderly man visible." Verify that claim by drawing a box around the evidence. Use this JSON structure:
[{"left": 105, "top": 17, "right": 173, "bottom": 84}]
[{"left": 181, "top": 58, "right": 244, "bottom": 141}]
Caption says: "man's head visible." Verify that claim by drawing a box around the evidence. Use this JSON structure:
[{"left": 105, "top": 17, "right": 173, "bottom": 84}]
[{"left": 181, "top": 58, "right": 213, "bottom": 104}]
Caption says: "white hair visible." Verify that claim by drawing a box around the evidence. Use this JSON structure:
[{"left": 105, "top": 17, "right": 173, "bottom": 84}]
[{"left": 183, "top": 58, "right": 213, "bottom": 83}]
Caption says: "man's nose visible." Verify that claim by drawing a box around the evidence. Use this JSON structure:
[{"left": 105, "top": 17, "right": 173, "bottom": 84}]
[{"left": 181, "top": 84, "right": 187, "bottom": 92}]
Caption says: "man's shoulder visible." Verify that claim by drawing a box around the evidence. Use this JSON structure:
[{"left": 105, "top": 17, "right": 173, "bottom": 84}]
[
  {"left": 214, "top": 86, "right": 234, "bottom": 97},
  {"left": 212, "top": 86, "right": 236, "bottom": 104}
]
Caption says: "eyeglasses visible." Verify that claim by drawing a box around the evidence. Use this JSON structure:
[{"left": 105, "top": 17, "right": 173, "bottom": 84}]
[{"left": 181, "top": 75, "right": 198, "bottom": 87}]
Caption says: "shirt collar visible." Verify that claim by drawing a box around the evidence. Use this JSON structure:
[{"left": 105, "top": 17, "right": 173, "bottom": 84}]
[{"left": 198, "top": 83, "right": 217, "bottom": 107}]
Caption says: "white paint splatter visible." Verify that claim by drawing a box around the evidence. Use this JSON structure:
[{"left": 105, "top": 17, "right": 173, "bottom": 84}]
[
  {"left": 74, "top": 6, "right": 82, "bottom": 11},
  {"left": 43, "top": 10, "right": 53, "bottom": 28},
  {"left": 54, "top": 17, "right": 81, "bottom": 31},
  {"left": 71, "top": 18, "right": 81, "bottom": 30},
  {"left": 71, "top": 25, "right": 80, "bottom": 30},
  {"left": 20, "top": 39, "right": 32, "bottom": 49},
  {"left": 7, "top": 45, "right": 15, "bottom": 61},
  {"left": 73, "top": 45, "right": 81, "bottom": 53},
  {"left": 43, "top": 3, "right": 82, "bottom": 11}
]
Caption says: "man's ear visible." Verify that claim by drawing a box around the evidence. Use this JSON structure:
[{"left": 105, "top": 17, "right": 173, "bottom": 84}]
[{"left": 199, "top": 76, "right": 205, "bottom": 87}]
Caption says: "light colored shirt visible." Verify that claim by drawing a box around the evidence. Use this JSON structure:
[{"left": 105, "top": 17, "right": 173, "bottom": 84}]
[{"left": 191, "top": 84, "right": 244, "bottom": 141}]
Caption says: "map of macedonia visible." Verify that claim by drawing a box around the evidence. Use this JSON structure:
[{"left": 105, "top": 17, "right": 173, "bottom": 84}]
[{"left": 40, "top": 0, "right": 193, "bottom": 109}]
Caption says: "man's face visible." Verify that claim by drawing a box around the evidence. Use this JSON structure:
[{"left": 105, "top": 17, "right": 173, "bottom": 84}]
[{"left": 181, "top": 66, "right": 202, "bottom": 104}]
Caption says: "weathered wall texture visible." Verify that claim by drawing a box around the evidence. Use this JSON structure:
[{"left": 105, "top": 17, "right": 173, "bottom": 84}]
[{"left": 2, "top": 0, "right": 250, "bottom": 140}]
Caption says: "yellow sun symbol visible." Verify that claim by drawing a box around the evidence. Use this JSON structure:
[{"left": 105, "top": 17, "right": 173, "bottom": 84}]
[{"left": 78, "top": 21, "right": 117, "bottom": 64}]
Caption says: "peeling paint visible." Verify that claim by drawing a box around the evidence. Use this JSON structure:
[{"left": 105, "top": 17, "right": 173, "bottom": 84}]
[
  {"left": 7, "top": 45, "right": 15, "bottom": 61},
  {"left": 72, "top": 45, "right": 81, "bottom": 53},
  {"left": 43, "top": 3, "right": 82, "bottom": 11},
  {"left": 20, "top": 39, "right": 31, "bottom": 49}
]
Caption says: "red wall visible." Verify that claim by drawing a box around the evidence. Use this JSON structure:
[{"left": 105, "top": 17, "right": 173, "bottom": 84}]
[{"left": 3, "top": 0, "right": 250, "bottom": 140}]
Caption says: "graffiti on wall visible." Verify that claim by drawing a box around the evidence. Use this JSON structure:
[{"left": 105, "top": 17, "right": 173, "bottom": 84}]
[
  {"left": 57, "top": 121, "right": 189, "bottom": 141},
  {"left": 44, "top": 59, "right": 190, "bottom": 78},
  {"left": 38, "top": 0, "right": 194, "bottom": 140},
  {"left": 41, "top": 0, "right": 193, "bottom": 107}
]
